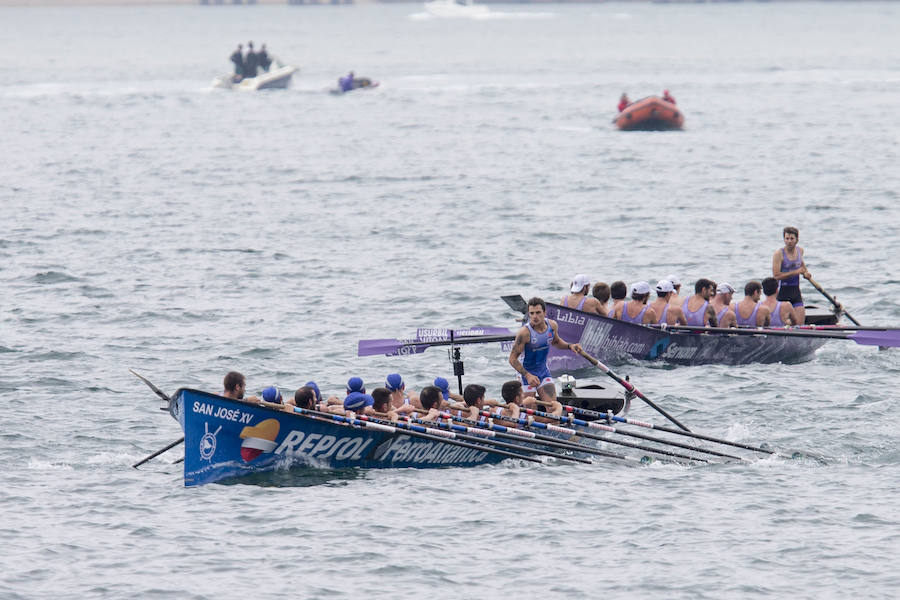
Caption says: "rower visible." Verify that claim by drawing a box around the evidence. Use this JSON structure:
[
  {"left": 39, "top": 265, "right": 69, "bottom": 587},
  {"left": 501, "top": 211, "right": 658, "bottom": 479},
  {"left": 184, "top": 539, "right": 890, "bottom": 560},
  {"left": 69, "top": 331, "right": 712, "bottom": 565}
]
[
  {"left": 561, "top": 274, "right": 605, "bottom": 316},
  {"left": 682, "top": 278, "right": 717, "bottom": 326},
  {"left": 327, "top": 376, "right": 366, "bottom": 408},
  {"left": 711, "top": 282, "right": 737, "bottom": 327},
  {"left": 666, "top": 274, "right": 683, "bottom": 307},
  {"left": 735, "top": 280, "right": 771, "bottom": 327},
  {"left": 369, "top": 387, "right": 398, "bottom": 421},
  {"left": 448, "top": 383, "right": 493, "bottom": 421},
  {"left": 414, "top": 386, "right": 444, "bottom": 422},
  {"left": 223, "top": 371, "right": 259, "bottom": 402},
  {"left": 591, "top": 282, "right": 611, "bottom": 315},
  {"left": 612, "top": 281, "right": 658, "bottom": 325},
  {"left": 649, "top": 279, "right": 687, "bottom": 326},
  {"left": 341, "top": 391, "right": 373, "bottom": 416},
  {"left": 433, "top": 376, "right": 463, "bottom": 406},
  {"left": 385, "top": 373, "right": 419, "bottom": 413},
  {"left": 772, "top": 226, "right": 809, "bottom": 325},
  {"left": 292, "top": 386, "right": 317, "bottom": 411},
  {"left": 508, "top": 297, "right": 582, "bottom": 392},
  {"left": 526, "top": 380, "right": 563, "bottom": 420},
  {"left": 499, "top": 380, "right": 524, "bottom": 421},
  {"left": 607, "top": 280, "right": 627, "bottom": 318},
  {"left": 761, "top": 276, "right": 799, "bottom": 326}
]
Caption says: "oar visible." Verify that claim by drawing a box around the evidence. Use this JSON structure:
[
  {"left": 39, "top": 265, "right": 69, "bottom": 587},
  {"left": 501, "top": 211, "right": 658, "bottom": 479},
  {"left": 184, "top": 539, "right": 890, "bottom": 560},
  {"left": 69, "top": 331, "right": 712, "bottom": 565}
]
[
  {"left": 651, "top": 324, "right": 900, "bottom": 348},
  {"left": 805, "top": 276, "right": 861, "bottom": 326},
  {"left": 575, "top": 349, "right": 692, "bottom": 432},
  {"left": 431, "top": 412, "right": 632, "bottom": 462},
  {"left": 372, "top": 415, "right": 593, "bottom": 464},
  {"left": 289, "top": 406, "right": 543, "bottom": 463},
  {"left": 132, "top": 437, "right": 185, "bottom": 469},
  {"left": 558, "top": 403, "right": 824, "bottom": 462},
  {"left": 481, "top": 410, "right": 719, "bottom": 463},
  {"left": 358, "top": 334, "right": 515, "bottom": 357},
  {"left": 129, "top": 368, "right": 171, "bottom": 402}
]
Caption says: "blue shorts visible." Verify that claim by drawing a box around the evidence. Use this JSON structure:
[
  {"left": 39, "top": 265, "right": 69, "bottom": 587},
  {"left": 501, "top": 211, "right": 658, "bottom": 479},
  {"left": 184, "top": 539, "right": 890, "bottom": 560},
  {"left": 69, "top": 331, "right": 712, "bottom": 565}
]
[
  {"left": 521, "top": 366, "right": 552, "bottom": 386},
  {"left": 776, "top": 285, "right": 804, "bottom": 308}
]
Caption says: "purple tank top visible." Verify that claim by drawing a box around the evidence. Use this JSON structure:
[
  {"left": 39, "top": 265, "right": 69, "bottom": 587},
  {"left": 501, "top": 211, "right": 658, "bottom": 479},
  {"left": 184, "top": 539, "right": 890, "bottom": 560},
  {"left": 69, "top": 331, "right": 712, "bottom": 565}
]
[
  {"left": 769, "top": 301, "right": 785, "bottom": 327},
  {"left": 717, "top": 306, "right": 730, "bottom": 323},
  {"left": 621, "top": 300, "right": 648, "bottom": 324},
  {"left": 780, "top": 248, "right": 804, "bottom": 287},
  {"left": 682, "top": 297, "right": 708, "bottom": 326},
  {"left": 563, "top": 295, "right": 587, "bottom": 311},
  {"left": 656, "top": 304, "right": 669, "bottom": 325},
  {"left": 735, "top": 302, "right": 761, "bottom": 327}
]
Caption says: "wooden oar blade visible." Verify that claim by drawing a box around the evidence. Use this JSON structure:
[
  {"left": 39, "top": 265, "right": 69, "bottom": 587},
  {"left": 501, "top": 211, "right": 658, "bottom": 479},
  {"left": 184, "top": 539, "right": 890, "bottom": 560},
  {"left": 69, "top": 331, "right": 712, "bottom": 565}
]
[{"left": 849, "top": 329, "right": 900, "bottom": 348}]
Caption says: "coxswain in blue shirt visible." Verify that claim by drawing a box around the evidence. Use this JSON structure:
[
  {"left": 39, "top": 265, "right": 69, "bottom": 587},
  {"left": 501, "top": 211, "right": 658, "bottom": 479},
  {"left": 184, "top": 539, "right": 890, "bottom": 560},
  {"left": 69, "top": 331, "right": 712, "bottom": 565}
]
[{"left": 508, "top": 297, "right": 582, "bottom": 391}]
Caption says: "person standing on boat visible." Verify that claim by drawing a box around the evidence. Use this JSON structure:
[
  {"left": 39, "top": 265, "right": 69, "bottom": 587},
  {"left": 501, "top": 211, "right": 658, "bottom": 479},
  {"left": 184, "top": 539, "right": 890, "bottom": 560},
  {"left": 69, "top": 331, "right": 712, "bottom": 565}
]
[
  {"left": 711, "top": 282, "right": 737, "bottom": 327},
  {"left": 735, "top": 281, "right": 771, "bottom": 327},
  {"left": 222, "top": 371, "right": 260, "bottom": 402},
  {"left": 244, "top": 41, "right": 258, "bottom": 79},
  {"left": 607, "top": 280, "right": 628, "bottom": 318},
  {"left": 649, "top": 280, "right": 687, "bottom": 326},
  {"left": 562, "top": 274, "right": 606, "bottom": 316},
  {"left": 772, "top": 226, "right": 809, "bottom": 325},
  {"left": 612, "top": 282, "right": 658, "bottom": 325},
  {"left": 229, "top": 44, "right": 244, "bottom": 81},
  {"left": 258, "top": 43, "right": 271, "bottom": 72},
  {"left": 508, "top": 297, "right": 582, "bottom": 390},
  {"left": 682, "top": 278, "right": 718, "bottom": 326},
  {"left": 761, "top": 277, "right": 800, "bottom": 327},
  {"left": 617, "top": 93, "right": 630, "bottom": 112},
  {"left": 662, "top": 89, "right": 676, "bottom": 104}
]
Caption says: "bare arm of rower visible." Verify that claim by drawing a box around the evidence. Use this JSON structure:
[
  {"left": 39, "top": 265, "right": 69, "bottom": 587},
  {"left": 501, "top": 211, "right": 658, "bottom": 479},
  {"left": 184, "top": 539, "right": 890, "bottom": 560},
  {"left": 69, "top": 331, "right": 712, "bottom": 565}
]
[
  {"left": 549, "top": 320, "right": 583, "bottom": 354},
  {"left": 758, "top": 305, "right": 771, "bottom": 327},
  {"left": 642, "top": 307, "right": 658, "bottom": 325},
  {"left": 508, "top": 327, "right": 541, "bottom": 387},
  {"left": 705, "top": 304, "right": 718, "bottom": 327}
]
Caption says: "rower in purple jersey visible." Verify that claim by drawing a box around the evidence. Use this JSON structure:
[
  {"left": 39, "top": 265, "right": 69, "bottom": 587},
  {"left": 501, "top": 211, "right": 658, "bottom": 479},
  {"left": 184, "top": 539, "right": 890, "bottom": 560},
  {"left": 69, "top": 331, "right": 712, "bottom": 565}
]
[
  {"left": 649, "top": 279, "right": 687, "bottom": 326},
  {"left": 561, "top": 274, "right": 606, "bottom": 316},
  {"left": 772, "top": 226, "right": 809, "bottom": 325},
  {"left": 761, "top": 276, "right": 799, "bottom": 327},
  {"left": 508, "top": 297, "right": 582, "bottom": 390},
  {"left": 613, "top": 281, "right": 658, "bottom": 325},
  {"left": 711, "top": 282, "right": 737, "bottom": 327},
  {"left": 734, "top": 280, "right": 771, "bottom": 327},
  {"left": 682, "top": 278, "right": 718, "bottom": 326}
]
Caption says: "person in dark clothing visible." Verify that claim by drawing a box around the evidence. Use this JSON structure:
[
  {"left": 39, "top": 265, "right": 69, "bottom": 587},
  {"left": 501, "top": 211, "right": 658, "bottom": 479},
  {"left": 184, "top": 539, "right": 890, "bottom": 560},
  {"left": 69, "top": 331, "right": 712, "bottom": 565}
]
[
  {"left": 244, "top": 41, "right": 258, "bottom": 79},
  {"left": 258, "top": 44, "right": 271, "bottom": 72},
  {"left": 230, "top": 44, "right": 244, "bottom": 81}
]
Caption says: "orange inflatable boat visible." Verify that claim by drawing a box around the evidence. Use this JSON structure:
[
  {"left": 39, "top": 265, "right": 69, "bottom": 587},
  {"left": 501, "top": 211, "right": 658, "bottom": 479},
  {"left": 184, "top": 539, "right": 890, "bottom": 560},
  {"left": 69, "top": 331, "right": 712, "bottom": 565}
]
[{"left": 614, "top": 96, "right": 684, "bottom": 131}]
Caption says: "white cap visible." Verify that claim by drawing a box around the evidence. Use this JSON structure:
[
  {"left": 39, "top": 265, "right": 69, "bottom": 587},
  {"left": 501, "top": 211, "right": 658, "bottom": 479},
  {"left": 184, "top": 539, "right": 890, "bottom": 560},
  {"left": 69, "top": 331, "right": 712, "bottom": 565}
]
[
  {"left": 666, "top": 274, "right": 681, "bottom": 286},
  {"left": 716, "top": 282, "right": 736, "bottom": 295},
  {"left": 655, "top": 279, "right": 675, "bottom": 293},
  {"left": 631, "top": 281, "right": 651, "bottom": 295},
  {"left": 570, "top": 274, "right": 590, "bottom": 293}
]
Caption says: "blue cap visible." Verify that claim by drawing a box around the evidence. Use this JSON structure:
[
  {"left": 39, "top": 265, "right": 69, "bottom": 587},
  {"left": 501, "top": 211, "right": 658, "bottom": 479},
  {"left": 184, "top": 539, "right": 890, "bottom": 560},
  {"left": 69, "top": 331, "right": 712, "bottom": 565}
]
[
  {"left": 385, "top": 373, "right": 404, "bottom": 392},
  {"left": 305, "top": 381, "right": 321, "bottom": 402},
  {"left": 343, "top": 392, "right": 374, "bottom": 412},
  {"left": 433, "top": 377, "right": 450, "bottom": 400},
  {"left": 262, "top": 386, "right": 282, "bottom": 404},
  {"left": 347, "top": 377, "right": 364, "bottom": 393}
]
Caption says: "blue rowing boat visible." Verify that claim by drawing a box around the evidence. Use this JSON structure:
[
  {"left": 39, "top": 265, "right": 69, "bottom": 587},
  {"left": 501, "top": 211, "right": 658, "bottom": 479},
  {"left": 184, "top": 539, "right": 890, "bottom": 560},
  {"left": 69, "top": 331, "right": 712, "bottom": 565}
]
[{"left": 171, "top": 388, "right": 509, "bottom": 486}]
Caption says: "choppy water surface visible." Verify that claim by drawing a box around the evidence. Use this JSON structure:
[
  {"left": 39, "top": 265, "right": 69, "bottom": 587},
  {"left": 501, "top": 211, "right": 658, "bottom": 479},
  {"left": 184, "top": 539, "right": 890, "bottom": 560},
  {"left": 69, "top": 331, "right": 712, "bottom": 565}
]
[{"left": 2, "top": 2, "right": 900, "bottom": 598}]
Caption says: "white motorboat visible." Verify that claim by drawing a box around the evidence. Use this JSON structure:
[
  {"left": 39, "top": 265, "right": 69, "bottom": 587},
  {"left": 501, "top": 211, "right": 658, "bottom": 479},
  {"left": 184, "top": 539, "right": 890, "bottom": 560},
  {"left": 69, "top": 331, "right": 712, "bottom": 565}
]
[
  {"left": 213, "top": 63, "right": 297, "bottom": 91},
  {"left": 422, "top": 0, "right": 490, "bottom": 18}
]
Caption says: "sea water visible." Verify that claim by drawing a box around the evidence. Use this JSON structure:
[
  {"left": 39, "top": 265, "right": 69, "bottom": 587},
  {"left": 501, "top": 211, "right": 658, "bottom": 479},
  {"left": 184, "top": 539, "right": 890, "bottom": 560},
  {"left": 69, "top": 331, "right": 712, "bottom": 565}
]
[{"left": 2, "top": 3, "right": 899, "bottom": 598}]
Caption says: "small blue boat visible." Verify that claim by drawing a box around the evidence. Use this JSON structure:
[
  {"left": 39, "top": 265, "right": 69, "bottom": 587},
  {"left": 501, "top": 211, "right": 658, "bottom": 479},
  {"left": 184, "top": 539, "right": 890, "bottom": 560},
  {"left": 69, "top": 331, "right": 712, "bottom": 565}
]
[{"left": 171, "top": 388, "right": 508, "bottom": 486}]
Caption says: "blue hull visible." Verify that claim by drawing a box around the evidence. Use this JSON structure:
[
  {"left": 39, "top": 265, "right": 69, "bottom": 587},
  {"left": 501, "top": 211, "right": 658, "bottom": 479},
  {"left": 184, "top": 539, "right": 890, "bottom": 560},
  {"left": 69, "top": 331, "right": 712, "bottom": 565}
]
[
  {"left": 173, "top": 389, "right": 506, "bottom": 486},
  {"left": 545, "top": 302, "right": 829, "bottom": 369}
]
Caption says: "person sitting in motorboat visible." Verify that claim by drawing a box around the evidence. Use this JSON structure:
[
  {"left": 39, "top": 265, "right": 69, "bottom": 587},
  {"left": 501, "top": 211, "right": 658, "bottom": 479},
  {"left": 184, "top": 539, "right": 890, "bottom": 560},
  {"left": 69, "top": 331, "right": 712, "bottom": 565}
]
[
  {"left": 617, "top": 93, "right": 630, "bottom": 112},
  {"left": 662, "top": 89, "right": 676, "bottom": 104},
  {"left": 258, "top": 43, "right": 271, "bottom": 72},
  {"left": 244, "top": 41, "right": 258, "bottom": 79},
  {"left": 339, "top": 71, "right": 355, "bottom": 92}
]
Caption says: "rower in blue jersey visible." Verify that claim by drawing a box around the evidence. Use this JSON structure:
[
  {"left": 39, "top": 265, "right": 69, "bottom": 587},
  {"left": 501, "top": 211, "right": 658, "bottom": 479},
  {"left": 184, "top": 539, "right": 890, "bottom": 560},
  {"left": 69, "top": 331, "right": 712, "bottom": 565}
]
[{"left": 508, "top": 297, "right": 582, "bottom": 391}]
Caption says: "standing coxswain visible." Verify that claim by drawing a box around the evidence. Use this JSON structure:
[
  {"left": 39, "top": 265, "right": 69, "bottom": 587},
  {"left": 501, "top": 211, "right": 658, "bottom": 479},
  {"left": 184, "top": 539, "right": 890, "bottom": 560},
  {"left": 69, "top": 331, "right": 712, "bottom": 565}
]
[
  {"left": 508, "top": 297, "right": 582, "bottom": 391},
  {"left": 772, "top": 226, "right": 809, "bottom": 325}
]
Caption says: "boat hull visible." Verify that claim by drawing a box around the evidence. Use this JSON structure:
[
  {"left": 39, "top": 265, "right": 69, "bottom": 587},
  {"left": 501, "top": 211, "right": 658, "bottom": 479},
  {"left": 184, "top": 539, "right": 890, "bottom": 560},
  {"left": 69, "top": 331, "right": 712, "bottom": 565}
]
[
  {"left": 545, "top": 302, "right": 831, "bottom": 369},
  {"left": 173, "top": 388, "right": 507, "bottom": 486},
  {"left": 615, "top": 96, "right": 684, "bottom": 131},
  {"left": 213, "top": 65, "right": 297, "bottom": 91}
]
